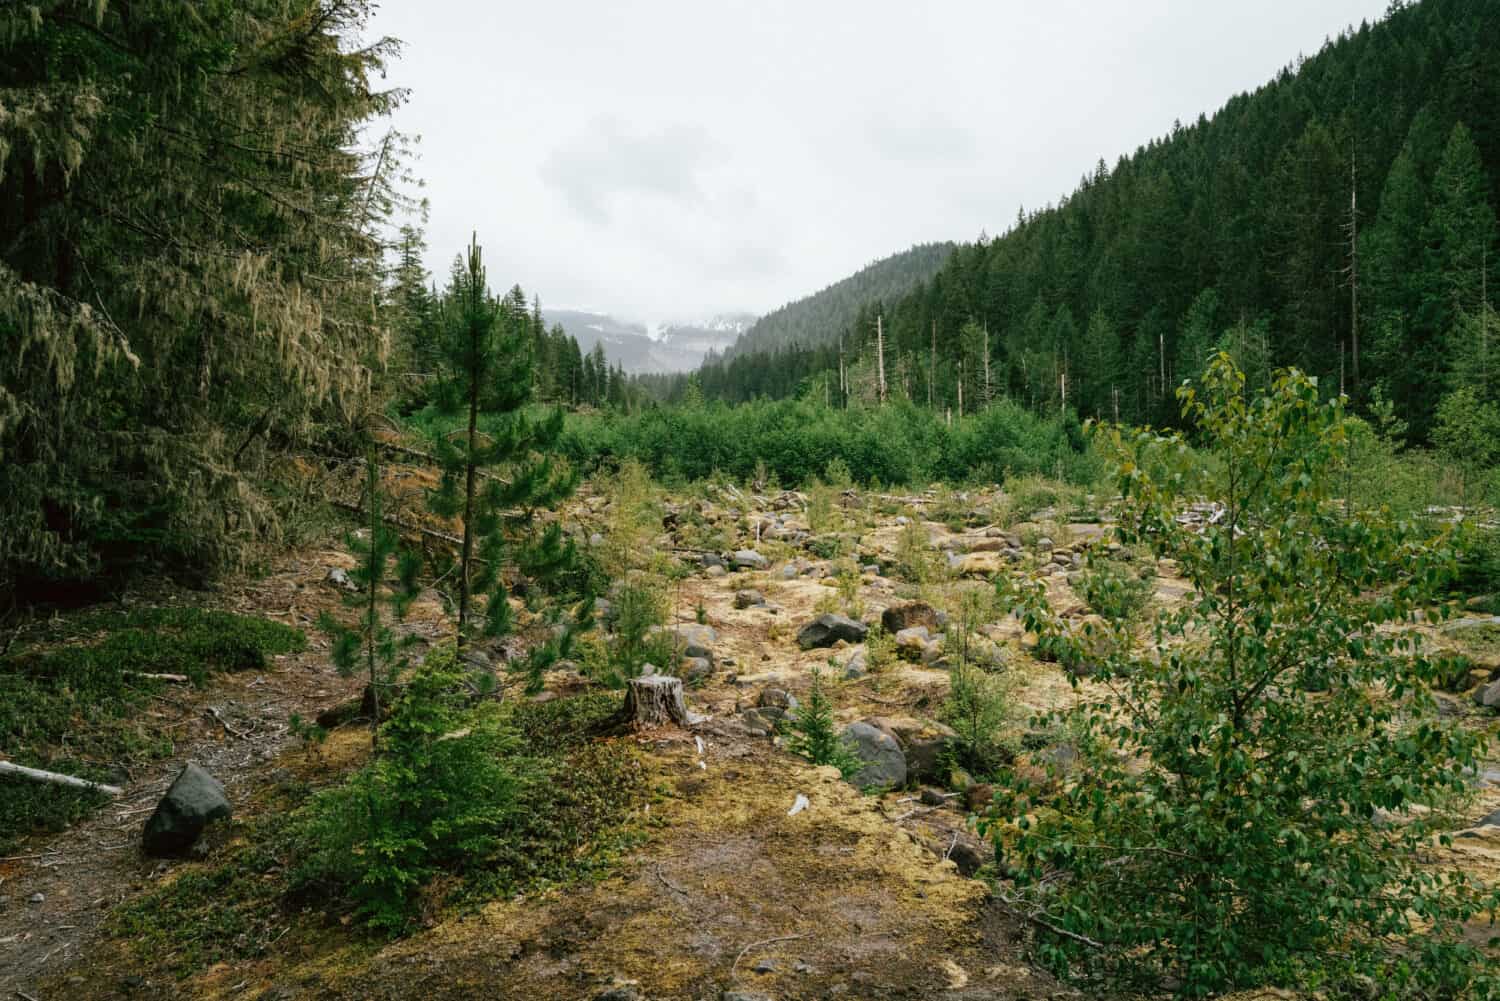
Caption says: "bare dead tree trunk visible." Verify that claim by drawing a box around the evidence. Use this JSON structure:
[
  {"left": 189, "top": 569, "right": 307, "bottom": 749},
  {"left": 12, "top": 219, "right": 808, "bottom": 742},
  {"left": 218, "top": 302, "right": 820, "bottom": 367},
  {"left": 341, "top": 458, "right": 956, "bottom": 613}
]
[
  {"left": 982, "top": 322, "right": 991, "bottom": 408},
  {"left": 876, "top": 314, "right": 887, "bottom": 405},
  {"left": 929, "top": 319, "right": 936, "bottom": 409},
  {"left": 1347, "top": 148, "right": 1360, "bottom": 390}
]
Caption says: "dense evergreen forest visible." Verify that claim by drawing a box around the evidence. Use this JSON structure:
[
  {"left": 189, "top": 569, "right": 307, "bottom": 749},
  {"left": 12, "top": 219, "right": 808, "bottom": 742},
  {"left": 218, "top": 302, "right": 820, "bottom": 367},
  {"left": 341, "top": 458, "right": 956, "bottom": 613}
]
[
  {"left": 657, "top": 0, "right": 1499, "bottom": 439},
  {"left": 718, "top": 242, "right": 954, "bottom": 361}
]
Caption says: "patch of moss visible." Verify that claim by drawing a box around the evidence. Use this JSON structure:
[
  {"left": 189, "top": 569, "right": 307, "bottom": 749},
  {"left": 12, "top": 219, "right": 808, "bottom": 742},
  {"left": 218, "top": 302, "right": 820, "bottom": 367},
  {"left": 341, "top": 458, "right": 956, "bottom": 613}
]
[
  {"left": 107, "top": 690, "right": 648, "bottom": 979},
  {"left": 107, "top": 815, "right": 298, "bottom": 978},
  {"left": 0, "top": 606, "right": 304, "bottom": 848}
]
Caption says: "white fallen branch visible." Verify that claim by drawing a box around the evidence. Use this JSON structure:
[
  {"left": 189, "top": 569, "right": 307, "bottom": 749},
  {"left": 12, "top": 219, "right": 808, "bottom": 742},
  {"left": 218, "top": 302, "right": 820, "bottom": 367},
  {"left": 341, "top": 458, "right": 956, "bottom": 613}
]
[
  {"left": 0, "top": 760, "right": 123, "bottom": 797},
  {"left": 126, "top": 671, "right": 190, "bottom": 683}
]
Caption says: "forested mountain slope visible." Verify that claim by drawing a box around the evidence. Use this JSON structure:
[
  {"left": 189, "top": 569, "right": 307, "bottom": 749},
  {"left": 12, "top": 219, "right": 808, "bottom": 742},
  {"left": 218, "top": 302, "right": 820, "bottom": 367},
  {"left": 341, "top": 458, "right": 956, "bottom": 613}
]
[
  {"left": 687, "top": 0, "right": 1500, "bottom": 438},
  {"left": 721, "top": 242, "right": 954, "bottom": 360}
]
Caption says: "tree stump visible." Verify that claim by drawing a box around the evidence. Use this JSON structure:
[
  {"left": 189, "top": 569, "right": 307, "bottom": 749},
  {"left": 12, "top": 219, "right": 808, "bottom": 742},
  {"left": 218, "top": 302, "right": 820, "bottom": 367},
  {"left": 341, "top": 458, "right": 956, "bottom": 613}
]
[{"left": 624, "top": 674, "right": 703, "bottom": 728}]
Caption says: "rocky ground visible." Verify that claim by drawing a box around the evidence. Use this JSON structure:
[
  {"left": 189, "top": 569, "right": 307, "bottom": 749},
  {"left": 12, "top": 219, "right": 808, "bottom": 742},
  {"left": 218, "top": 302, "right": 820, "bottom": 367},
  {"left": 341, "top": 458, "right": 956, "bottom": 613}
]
[{"left": 3, "top": 479, "right": 1499, "bottom": 1000}]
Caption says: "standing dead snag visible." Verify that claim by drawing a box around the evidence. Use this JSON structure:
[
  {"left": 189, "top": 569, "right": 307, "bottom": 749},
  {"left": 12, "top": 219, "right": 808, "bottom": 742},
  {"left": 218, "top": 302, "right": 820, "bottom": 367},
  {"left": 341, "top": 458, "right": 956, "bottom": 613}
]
[{"left": 624, "top": 675, "right": 704, "bottom": 728}]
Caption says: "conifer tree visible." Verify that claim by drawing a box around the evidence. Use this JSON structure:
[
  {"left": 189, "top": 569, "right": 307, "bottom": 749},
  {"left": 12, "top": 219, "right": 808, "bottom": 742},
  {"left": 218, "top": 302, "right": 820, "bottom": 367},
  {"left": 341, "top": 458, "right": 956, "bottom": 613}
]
[
  {"left": 319, "top": 446, "right": 422, "bottom": 748},
  {"left": 427, "top": 235, "right": 588, "bottom": 689},
  {"left": 0, "top": 0, "right": 410, "bottom": 597}
]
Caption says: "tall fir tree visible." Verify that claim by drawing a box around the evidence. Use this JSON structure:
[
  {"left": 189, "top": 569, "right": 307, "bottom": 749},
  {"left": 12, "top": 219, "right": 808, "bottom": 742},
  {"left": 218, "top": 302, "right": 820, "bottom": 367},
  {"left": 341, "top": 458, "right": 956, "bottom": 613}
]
[{"left": 427, "top": 236, "right": 588, "bottom": 688}]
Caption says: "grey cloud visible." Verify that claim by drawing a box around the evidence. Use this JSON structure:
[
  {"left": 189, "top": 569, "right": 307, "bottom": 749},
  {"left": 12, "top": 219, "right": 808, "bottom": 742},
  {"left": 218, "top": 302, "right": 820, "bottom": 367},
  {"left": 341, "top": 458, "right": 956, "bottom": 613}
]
[{"left": 542, "top": 117, "right": 723, "bottom": 224}]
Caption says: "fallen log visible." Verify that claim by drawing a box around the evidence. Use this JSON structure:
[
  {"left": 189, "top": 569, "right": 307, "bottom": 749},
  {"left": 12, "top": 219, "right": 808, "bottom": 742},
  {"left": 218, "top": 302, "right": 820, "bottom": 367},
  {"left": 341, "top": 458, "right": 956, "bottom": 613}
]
[
  {"left": 328, "top": 499, "right": 468, "bottom": 549},
  {"left": 0, "top": 760, "right": 123, "bottom": 797},
  {"left": 127, "top": 671, "right": 189, "bottom": 683}
]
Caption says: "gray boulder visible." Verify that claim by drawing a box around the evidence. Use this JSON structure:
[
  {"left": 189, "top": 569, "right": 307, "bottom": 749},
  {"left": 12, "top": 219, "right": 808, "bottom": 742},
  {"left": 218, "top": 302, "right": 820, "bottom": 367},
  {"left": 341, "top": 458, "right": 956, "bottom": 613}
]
[
  {"left": 1473, "top": 679, "right": 1500, "bottom": 710},
  {"left": 843, "top": 648, "right": 868, "bottom": 680},
  {"left": 733, "top": 549, "right": 769, "bottom": 570},
  {"left": 840, "top": 721, "right": 906, "bottom": 789},
  {"left": 142, "top": 763, "right": 232, "bottom": 857},
  {"left": 682, "top": 657, "right": 713, "bottom": 682},
  {"left": 672, "top": 624, "right": 718, "bottom": 661},
  {"left": 1476, "top": 808, "right": 1500, "bottom": 828},
  {"left": 796, "top": 613, "right": 868, "bottom": 650},
  {"left": 903, "top": 724, "right": 960, "bottom": 781}
]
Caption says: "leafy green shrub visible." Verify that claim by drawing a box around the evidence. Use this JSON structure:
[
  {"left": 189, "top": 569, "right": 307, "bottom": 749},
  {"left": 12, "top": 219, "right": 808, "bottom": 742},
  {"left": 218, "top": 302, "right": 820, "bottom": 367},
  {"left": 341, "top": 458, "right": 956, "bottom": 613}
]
[
  {"left": 806, "top": 476, "right": 840, "bottom": 534},
  {"left": 986, "top": 356, "right": 1497, "bottom": 998},
  {"left": 111, "top": 689, "right": 644, "bottom": 968},
  {"left": 807, "top": 534, "right": 847, "bottom": 560},
  {"left": 894, "top": 518, "right": 940, "bottom": 584},
  {"left": 1455, "top": 524, "right": 1500, "bottom": 604},
  {"left": 1002, "top": 474, "right": 1076, "bottom": 523},
  {"left": 782, "top": 664, "right": 860, "bottom": 778},
  {"left": 1076, "top": 557, "right": 1153, "bottom": 624}
]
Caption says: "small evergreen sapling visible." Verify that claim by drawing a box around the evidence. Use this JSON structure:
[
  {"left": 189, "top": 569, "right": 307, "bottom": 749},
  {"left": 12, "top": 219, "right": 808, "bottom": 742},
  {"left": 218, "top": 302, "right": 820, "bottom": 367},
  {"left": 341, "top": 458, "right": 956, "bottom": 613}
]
[
  {"left": 318, "top": 447, "right": 421, "bottom": 748},
  {"left": 783, "top": 662, "right": 860, "bottom": 778}
]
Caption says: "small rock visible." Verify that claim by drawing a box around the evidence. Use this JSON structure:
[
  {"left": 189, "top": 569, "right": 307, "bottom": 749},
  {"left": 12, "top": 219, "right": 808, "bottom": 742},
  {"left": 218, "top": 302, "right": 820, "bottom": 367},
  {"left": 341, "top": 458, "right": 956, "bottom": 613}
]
[
  {"left": 1473, "top": 679, "right": 1500, "bottom": 710},
  {"left": 142, "top": 762, "right": 232, "bottom": 857},
  {"left": 1036, "top": 536, "right": 1054, "bottom": 551},
  {"left": 964, "top": 782, "right": 995, "bottom": 812},
  {"left": 672, "top": 624, "right": 718, "bottom": 661},
  {"left": 796, "top": 613, "right": 868, "bottom": 650},
  {"left": 28, "top": 892, "right": 44, "bottom": 904},
  {"left": 705, "top": 565, "right": 728, "bottom": 578},
  {"left": 919, "top": 787, "right": 948, "bottom": 806},
  {"left": 682, "top": 657, "right": 713, "bottom": 682},
  {"left": 324, "top": 567, "right": 358, "bottom": 591},
  {"left": 593, "top": 988, "right": 641, "bottom": 1001},
  {"left": 734, "top": 589, "right": 765, "bottom": 609},
  {"left": 758, "top": 688, "right": 799, "bottom": 711},
  {"left": 1477, "top": 808, "right": 1500, "bottom": 827},
  {"left": 843, "top": 649, "right": 868, "bottom": 680},
  {"left": 881, "top": 601, "right": 941, "bottom": 634},
  {"left": 752, "top": 958, "right": 777, "bottom": 974},
  {"left": 589, "top": 532, "right": 605, "bottom": 547},
  {"left": 733, "top": 549, "right": 769, "bottom": 570},
  {"left": 722, "top": 992, "right": 774, "bottom": 1001},
  {"left": 949, "top": 840, "right": 988, "bottom": 877}
]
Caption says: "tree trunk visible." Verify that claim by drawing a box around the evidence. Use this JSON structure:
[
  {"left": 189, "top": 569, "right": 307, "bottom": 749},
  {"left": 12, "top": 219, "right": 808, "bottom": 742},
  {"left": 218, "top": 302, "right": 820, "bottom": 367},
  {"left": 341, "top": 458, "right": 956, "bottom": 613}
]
[
  {"left": 0, "top": 760, "right": 122, "bottom": 797},
  {"left": 624, "top": 675, "right": 703, "bottom": 728}
]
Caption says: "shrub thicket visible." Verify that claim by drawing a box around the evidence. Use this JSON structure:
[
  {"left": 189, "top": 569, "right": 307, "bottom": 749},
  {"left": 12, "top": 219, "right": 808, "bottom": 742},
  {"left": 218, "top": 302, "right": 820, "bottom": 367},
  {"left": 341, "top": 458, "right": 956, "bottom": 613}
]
[
  {"left": 553, "top": 397, "right": 1097, "bottom": 488},
  {"left": 987, "top": 356, "right": 1497, "bottom": 998}
]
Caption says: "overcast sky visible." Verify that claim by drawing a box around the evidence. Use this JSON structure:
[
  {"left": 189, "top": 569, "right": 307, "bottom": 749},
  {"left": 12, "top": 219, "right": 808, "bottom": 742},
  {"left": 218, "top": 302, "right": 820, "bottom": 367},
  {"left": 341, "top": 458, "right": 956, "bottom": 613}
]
[{"left": 365, "top": 0, "right": 1390, "bottom": 325}]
